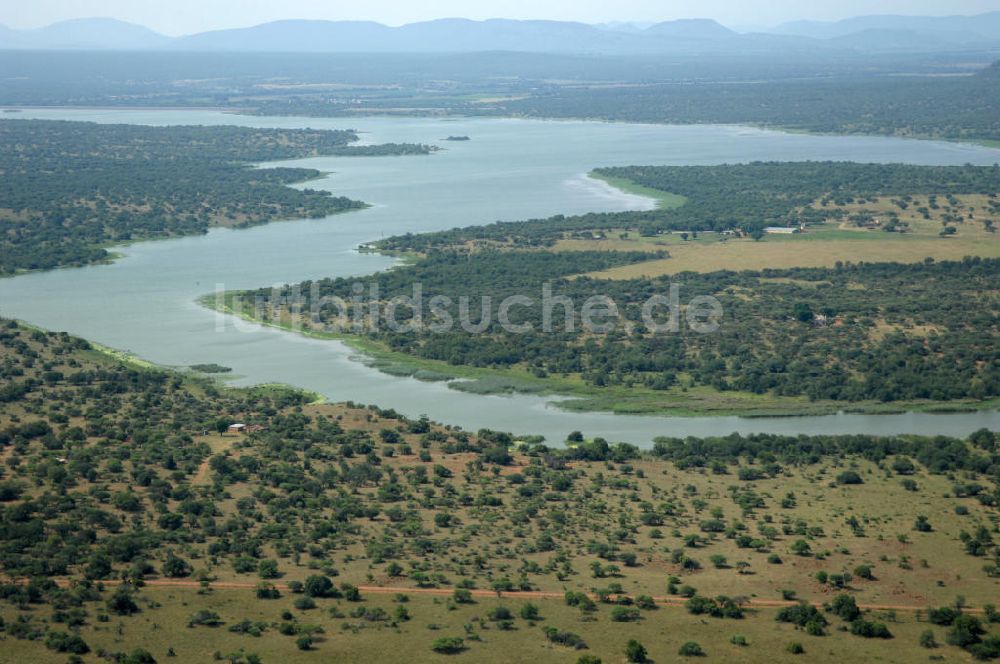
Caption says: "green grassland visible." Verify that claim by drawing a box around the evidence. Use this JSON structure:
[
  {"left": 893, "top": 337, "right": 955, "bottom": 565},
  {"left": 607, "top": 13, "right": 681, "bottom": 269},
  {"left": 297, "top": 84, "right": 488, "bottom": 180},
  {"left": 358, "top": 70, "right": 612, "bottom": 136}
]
[
  {"left": 0, "top": 586, "right": 981, "bottom": 664},
  {"left": 587, "top": 171, "right": 688, "bottom": 210}
]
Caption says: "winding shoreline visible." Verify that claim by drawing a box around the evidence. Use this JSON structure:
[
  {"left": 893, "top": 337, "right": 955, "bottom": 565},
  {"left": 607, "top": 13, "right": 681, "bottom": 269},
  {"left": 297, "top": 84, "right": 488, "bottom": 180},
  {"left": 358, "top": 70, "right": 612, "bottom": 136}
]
[
  {"left": 7, "top": 109, "right": 1000, "bottom": 440},
  {"left": 199, "top": 291, "right": 1000, "bottom": 420}
]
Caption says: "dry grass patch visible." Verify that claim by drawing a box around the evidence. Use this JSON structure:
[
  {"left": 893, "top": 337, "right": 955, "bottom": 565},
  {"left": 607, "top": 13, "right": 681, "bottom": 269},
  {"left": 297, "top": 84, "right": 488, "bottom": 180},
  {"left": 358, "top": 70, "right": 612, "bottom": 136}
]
[{"left": 577, "top": 229, "right": 1000, "bottom": 278}]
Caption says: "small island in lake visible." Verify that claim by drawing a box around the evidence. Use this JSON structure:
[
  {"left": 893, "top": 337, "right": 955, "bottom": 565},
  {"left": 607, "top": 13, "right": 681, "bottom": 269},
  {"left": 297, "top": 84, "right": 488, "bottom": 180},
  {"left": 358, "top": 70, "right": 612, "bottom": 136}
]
[
  {"left": 444, "top": 135, "right": 470, "bottom": 141},
  {"left": 190, "top": 363, "right": 232, "bottom": 373}
]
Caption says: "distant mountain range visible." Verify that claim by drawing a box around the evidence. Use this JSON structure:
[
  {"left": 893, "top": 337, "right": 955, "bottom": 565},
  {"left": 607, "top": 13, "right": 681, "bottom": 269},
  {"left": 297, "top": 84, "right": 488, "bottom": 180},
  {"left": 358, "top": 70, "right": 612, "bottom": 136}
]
[
  {"left": 773, "top": 12, "right": 1000, "bottom": 41},
  {"left": 2, "top": 12, "right": 1000, "bottom": 54},
  {"left": 0, "top": 17, "right": 170, "bottom": 50}
]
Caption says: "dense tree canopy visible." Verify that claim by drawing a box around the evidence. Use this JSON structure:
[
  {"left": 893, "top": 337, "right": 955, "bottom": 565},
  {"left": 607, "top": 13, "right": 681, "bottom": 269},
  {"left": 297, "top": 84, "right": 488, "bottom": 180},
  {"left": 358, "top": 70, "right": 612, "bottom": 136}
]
[{"left": 503, "top": 70, "right": 1000, "bottom": 143}]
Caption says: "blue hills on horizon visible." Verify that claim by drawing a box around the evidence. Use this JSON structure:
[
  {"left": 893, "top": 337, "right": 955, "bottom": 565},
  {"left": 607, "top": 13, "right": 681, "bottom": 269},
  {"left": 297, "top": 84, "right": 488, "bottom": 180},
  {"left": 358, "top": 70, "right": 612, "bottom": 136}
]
[{"left": 2, "top": 12, "right": 1000, "bottom": 54}]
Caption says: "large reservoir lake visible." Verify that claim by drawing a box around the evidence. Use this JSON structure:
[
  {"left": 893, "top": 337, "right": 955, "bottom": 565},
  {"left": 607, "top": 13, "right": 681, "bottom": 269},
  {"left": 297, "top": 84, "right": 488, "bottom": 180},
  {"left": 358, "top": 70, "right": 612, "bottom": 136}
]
[{"left": 2, "top": 108, "right": 999, "bottom": 444}]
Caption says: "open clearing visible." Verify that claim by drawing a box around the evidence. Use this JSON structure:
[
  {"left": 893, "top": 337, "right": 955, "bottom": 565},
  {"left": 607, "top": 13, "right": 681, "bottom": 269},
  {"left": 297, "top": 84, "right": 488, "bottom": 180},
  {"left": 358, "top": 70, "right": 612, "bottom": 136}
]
[{"left": 553, "top": 192, "right": 1000, "bottom": 278}]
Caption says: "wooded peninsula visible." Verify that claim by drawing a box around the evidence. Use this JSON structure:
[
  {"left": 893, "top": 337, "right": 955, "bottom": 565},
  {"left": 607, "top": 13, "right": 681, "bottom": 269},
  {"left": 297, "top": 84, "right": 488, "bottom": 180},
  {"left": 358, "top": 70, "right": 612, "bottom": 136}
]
[{"left": 0, "top": 120, "right": 434, "bottom": 274}]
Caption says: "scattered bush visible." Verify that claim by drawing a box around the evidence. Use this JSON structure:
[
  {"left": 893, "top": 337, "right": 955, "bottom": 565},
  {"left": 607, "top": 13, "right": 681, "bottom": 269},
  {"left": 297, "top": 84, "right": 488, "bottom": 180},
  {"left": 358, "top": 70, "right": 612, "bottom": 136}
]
[
  {"left": 255, "top": 583, "right": 280, "bottom": 600},
  {"left": 257, "top": 560, "right": 280, "bottom": 579},
  {"left": 626, "top": 639, "right": 649, "bottom": 662},
  {"left": 107, "top": 587, "right": 140, "bottom": 616},
  {"left": 611, "top": 606, "right": 641, "bottom": 622},
  {"left": 686, "top": 595, "right": 744, "bottom": 619},
  {"left": 303, "top": 575, "right": 336, "bottom": 598},
  {"left": 544, "top": 627, "right": 587, "bottom": 649},
  {"left": 836, "top": 471, "right": 863, "bottom": 485},
  {"left": 187, "top": 610, "right": 223, "bottom": 628},
  {"left": 293, "top": 596, "right": 316, "bottom": 611},
  {"left": 520, "top": 603, "right": 540, "bottom": 620},
  {"left": 927, "top": 606, "right": 961, "bottom": 626},
  {"left": 678, "top": 641, "right": 704, "bottom": 657},
  {"left": 851, "top": 619, "right": 893, "bottom": 639},
  {"left": 162, "top": 553, "right": 192, "bottom": 578},
  {"left": 432, "top": 636, "right": 465, "bottom": 654},
  {"left": 831, "top": 594, "right": 860, "bottom": 622},
  {"left": 44, "top": 631, "right": 90, "bottom": 654},
  {"left": 776, "top": 603, "right": 827, "bottom": 635}
]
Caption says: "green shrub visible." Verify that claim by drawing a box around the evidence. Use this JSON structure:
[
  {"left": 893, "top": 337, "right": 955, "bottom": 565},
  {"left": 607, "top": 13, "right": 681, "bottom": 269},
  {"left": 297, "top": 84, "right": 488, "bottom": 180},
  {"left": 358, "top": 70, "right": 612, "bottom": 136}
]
[
  {"left": 187, "top": 609, "right": 223, "bottom": 628},
  {"left": 255, "top": 583, "right": 280, "bottom": 599},
  {"left": 519, "top": 603, "right": 540, "bottom": 620},
  {"left": 851, "top": 619, "right": 893, "bottom": 639},
  {"left": 432, "top": 636, "right": 465, "bottom": 654},
  {"left": 831, "top": 594, "right": 860, "bottom": 621},
  {"left": 626, "top": 639, "right": 648, "bottom": 662},
  {"left": 836, "top": 470, "right": 863, "bottom": 485},
  {"left": 678, "top": 641, "right": 704, "bottom": 657},
  {"left": 611, "top": 606, "right": 641, "bottom": 622},
  {"left": 544, "top": 626, "right": 587, "bottom": 649},
  {"left": 293, "top": 596, "right": 316, "bottom": 611},
  {"left": 44, "top": 631, "right": 90, "bottom": 654},
  {"left": 257, "top": 559, "right": 280, "bottom": 579}
]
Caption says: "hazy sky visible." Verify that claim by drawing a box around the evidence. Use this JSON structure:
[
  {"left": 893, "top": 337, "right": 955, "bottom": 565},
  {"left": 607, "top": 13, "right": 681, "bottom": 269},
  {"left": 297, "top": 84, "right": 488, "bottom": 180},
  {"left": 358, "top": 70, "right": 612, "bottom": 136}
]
[{"left": 5, "top": 0, "right": 1000, "bottom": 35}]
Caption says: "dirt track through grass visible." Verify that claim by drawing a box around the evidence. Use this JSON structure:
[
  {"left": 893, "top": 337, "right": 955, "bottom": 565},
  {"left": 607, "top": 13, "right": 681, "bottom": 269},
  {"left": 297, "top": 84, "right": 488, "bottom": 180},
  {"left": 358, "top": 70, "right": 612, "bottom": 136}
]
[{"left": 34, "top": 578, "right": 986, "bottom": 614}]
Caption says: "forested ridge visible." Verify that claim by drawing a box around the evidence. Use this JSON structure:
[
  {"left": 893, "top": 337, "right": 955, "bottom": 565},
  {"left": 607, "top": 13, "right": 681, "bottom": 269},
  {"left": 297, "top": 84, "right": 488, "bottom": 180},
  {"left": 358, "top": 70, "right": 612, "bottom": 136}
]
[
  {"left": 501, "top": 68, "right": 1000, "bottom": 142},
  {"left": 239, "top": 63, "right": 1000, "bottom": 144},
  {"left": 1, "top": 50, "right": 997, "bottom": 144},
  {"left": 0, "top": 120, "right": 433, "bottom": 274}
]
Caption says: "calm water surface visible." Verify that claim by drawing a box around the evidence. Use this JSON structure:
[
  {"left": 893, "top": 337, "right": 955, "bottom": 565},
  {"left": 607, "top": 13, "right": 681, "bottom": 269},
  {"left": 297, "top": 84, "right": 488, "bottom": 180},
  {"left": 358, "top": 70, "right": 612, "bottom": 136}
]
[{"left": 1, "top": 108, "right": 998, "bottom": 443}]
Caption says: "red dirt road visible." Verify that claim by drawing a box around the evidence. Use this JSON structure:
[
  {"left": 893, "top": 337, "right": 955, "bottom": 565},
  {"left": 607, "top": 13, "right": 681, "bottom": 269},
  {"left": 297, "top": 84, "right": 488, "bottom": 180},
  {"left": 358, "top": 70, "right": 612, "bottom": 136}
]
[{"left": 34, "top": 577, "right": 982, "bottom": 614}]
